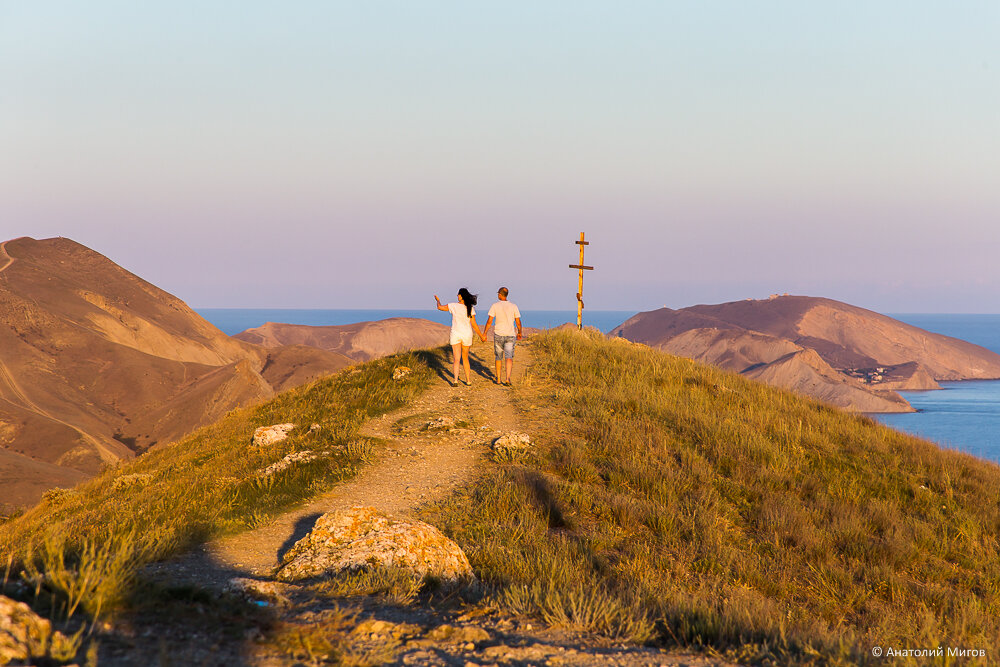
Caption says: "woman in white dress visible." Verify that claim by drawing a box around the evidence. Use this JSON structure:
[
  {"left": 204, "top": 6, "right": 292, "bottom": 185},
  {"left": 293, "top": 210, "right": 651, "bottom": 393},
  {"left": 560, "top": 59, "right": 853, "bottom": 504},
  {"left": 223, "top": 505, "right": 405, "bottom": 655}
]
[{"left": 435, "top": 288, "right": 487, "bottom": 386}]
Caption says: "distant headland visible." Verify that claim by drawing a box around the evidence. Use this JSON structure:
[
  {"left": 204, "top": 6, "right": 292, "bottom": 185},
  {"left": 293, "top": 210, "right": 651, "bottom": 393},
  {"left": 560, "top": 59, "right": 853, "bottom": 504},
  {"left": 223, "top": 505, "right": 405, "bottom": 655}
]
[{"left": 611, "top": 295, "right": 1000, "bottom": 413}]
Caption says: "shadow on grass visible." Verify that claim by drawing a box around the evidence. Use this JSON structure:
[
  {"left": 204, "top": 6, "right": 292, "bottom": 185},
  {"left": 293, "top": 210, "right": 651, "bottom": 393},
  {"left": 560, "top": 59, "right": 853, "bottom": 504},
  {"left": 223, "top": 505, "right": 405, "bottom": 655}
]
[
  {"left": 108, "top": 552, "right": 278, "bottom": 666},
  {"left": 518, "top": 470, "right": 568, "bottom": 530}
]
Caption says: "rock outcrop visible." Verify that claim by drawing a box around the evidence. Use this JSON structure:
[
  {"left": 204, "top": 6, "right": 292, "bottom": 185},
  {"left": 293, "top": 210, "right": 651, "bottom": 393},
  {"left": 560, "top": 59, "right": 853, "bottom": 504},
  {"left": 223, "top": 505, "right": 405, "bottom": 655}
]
[
  {"left": 0, "top": 595, "right": 79, "bottom": 665},
  {"left": 611, "top": 295, "right": 1000, "bottom": 412},
  {"left": 491, "top": 432, "right": 533, "bottom": 454},
  {"left": 260, "top": 450, "right": 319, "bottom": 477},
  {"left": 275, "top": 506, "right": 474, "bottom": 584},
  {"left": 252, "top": 423, "right": 296, "bottom": 447}
]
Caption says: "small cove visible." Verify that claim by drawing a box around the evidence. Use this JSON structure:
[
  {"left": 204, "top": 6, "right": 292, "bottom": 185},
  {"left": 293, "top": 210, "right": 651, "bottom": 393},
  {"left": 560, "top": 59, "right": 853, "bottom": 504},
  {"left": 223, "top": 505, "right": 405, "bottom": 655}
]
[{"left": 875, "top": 314, "right": 1000, "bottom": 463}]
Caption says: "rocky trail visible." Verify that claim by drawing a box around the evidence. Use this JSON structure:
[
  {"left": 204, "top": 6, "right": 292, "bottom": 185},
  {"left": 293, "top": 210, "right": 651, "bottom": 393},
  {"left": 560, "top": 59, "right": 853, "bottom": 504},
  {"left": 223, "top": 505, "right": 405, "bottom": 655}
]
[
  {"left": 119, "top": 341, "right": 731, "bottom": 667},
  {"left": 0, "top": 240, "right": 14, "bottom": 274}
]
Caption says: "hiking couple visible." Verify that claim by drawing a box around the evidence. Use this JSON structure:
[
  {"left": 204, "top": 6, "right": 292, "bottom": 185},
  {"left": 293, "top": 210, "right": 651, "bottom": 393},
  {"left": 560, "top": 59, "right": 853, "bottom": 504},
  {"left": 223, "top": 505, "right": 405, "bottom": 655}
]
[{"left": 434, "top": 287, "right": 522, "bottom": 387}]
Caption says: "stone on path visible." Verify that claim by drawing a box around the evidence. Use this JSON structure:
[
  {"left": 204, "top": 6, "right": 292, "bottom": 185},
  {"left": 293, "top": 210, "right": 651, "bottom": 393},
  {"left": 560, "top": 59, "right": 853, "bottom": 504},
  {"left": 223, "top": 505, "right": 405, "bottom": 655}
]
[
  {"left": 252, "top": 423, "right": 296, "bottom": 447},
  {"left": 491, "top": 431, "right": 532, "bottom": 453},
  {"left": 424, "top": 416, "right": 456, "bottom": 431},
  {"left": 0, "top": 595, "right": 79, "bottom": 665},
  {"left": 274, "top": 506, "right": 474, "bottom": 584},
  {"left": 226, "top": 578, "right": 294, "bottom": 606}
]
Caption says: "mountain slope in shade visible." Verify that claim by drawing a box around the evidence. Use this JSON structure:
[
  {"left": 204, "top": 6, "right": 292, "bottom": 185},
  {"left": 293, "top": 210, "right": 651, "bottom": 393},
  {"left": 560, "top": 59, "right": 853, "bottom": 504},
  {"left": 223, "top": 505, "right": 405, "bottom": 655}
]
[
  {"left": 234, "top": 318, "right": 449, "bottom": 362},
  {"left": 610, "top": 295, "right": 1000, "bottom": 412},
  {"left": 0, "top": 237, "right": 349, "bottom": 511}
]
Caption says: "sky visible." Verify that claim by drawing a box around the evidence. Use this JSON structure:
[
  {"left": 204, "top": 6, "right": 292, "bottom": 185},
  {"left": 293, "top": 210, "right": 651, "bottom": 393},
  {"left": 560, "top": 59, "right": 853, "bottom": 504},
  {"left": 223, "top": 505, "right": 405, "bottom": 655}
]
[{"left": 2, "top": 2, "right": 998, "bottom": 312}]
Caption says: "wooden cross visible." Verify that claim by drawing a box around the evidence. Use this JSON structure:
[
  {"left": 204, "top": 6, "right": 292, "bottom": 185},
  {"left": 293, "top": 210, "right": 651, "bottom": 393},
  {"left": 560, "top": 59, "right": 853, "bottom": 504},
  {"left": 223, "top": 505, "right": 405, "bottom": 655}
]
[{"left": 568, "top": 231, "right": 593, "bottom": 329}]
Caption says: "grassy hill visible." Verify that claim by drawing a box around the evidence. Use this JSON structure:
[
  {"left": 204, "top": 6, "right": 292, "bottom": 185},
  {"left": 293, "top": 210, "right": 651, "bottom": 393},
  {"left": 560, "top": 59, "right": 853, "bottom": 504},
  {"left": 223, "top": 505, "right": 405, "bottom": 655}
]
[
  {"left": 422, "top": 330, "right": 1000, "bottom": 663},
  {"left": 0, "top": 353, "right": 431, "bottom": 620},
  {"left": 3, "top": 330, "right": 999, "bottom": 665}
]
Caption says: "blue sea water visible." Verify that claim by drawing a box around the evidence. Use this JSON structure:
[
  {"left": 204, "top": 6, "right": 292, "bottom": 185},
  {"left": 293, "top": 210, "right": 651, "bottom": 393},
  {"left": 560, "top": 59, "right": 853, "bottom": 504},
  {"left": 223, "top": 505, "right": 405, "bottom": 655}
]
[
  {"left": 875, "top": 314, "right": 1000, "bottom": 463},
  {"left": 196, "top": 308, "right": 1000, "bottom": 463},
  {"left": 196, "top": 308, "right": 635, "bottom": 337}
]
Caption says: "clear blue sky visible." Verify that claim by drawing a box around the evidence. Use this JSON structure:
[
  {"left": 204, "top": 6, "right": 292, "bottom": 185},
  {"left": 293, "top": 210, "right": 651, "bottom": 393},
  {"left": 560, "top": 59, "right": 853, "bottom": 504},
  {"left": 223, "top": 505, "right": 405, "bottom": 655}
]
[{"left": 3, "top": 2, "right": 998, "bottom": 312}]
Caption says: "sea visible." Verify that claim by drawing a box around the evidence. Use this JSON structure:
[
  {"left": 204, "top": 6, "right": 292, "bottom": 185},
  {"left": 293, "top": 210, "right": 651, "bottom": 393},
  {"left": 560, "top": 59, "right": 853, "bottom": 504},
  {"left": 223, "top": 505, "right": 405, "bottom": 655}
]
[
  {"left": 196, "top": 309, "right": 1000, "bottom": 465},
  {"left": 196, "top": 308, "right": 636, "bottom": 337},
  {"left": 876, "top": 314, "right": 1000, "bottom": 464}
]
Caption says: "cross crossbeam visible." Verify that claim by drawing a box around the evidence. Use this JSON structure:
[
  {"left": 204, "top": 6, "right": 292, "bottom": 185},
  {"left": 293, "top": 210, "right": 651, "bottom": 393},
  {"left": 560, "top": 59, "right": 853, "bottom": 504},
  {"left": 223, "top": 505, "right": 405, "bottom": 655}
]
[{"left": 568, "top": 232, "right": 594, "bottom": 329}]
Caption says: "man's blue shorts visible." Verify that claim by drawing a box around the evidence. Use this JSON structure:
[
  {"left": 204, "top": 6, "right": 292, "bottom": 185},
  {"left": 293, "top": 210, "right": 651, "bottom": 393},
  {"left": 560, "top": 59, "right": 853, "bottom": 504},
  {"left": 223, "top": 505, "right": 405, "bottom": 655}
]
[{"left": 494, "top": 335, "right": 516, "bottom": 360}]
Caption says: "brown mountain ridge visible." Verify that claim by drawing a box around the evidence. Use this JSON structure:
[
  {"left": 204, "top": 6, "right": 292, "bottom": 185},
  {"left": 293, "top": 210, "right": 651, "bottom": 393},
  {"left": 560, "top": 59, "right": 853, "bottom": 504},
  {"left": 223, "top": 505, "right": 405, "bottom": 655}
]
[
  {"left": 611, "top": 295, "right": 1000, "bottom": 412},
  {"left": 0, "top": 237, "right": 351, "bottom": 511}
]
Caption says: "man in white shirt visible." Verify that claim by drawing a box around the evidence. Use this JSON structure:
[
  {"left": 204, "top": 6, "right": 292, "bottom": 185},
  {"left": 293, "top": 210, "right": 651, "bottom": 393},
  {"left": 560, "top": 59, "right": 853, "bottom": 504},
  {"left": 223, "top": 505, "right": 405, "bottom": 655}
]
[{"left": 483, "top": 287, "right": 523, "bottom": 386}]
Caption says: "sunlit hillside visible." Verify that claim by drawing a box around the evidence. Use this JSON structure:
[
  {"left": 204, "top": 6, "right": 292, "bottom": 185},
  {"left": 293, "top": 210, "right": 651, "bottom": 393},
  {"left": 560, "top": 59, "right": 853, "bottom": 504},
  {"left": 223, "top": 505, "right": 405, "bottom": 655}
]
[{"left": 2, "top": 331, "right": 998, "bottom": 665}]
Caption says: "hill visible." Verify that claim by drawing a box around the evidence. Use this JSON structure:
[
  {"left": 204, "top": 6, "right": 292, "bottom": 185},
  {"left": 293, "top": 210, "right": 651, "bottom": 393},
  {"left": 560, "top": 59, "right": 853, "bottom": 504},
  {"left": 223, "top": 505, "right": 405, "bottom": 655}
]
[
  {"left": 234, "top": 318, "right": 449, "bottom": 362},
  {"left": 0, "top": 236, "right": 351, "bottom": 510},
  {"left": 610, "top": 295, "right": 1000, "bottom": 411},
  {"left": 2, "top": 331, "right": 1000, "bottom": 665}
]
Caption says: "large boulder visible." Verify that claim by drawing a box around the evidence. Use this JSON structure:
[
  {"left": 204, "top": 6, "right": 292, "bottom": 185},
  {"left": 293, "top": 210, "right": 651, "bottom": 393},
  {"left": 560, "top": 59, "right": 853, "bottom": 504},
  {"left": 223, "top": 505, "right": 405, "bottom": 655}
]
[
  {"left": 275, "top": 506, "right": 473, "bottom": 584},
  {"left": 0, "top": 595, "right": 79, "bottom": 665}
]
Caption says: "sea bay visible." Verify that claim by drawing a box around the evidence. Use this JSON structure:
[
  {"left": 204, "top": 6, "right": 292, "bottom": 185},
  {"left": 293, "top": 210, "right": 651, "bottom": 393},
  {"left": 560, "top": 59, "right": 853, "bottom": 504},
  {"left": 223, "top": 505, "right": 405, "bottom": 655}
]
[
  {"left": 197, "top": 309, "right": 1000, "bottom": 464},
  {"left": 196, "top": 308, "right": 636, "bottom": 336},
  {"left": 877, "top": 314, "right": 1000, "bottom": 463}
]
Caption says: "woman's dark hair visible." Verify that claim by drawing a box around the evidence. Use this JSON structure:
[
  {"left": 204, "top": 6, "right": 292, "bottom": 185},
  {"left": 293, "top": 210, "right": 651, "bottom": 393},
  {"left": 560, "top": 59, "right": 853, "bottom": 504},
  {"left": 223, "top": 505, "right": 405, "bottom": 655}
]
[{"left": 457, "top": 287, "right": 477, "bottom": 318}]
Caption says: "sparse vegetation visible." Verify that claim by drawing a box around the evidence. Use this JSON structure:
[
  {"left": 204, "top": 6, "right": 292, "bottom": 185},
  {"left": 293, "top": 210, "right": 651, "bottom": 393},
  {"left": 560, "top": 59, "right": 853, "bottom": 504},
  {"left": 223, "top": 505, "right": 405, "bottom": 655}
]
[
  {"left": 6, "top": 330, "right": 1000, "bottom": 665},
  {"left": 0, "top": 352, "right": 433, "bottom": 627},
  {"left": 422, "top": 330, "right": 1000, "bottom": 664},
  {"left": 306, "top": 566, "right": 425, "bottom": 606},
  {"left": 267, "top": 605, "right": 402, "bottom": 667}
]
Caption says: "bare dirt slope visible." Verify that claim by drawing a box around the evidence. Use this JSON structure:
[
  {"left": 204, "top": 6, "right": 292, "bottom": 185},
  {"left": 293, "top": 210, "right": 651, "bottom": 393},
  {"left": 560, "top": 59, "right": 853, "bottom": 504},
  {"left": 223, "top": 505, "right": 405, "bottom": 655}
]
[
  {"left": 0, "top": 237, "right": 350, "bottom": 510},
  {"left": 611, "top": 295, "right": 1000, "bottom": 412},
  {"left": 235, "top": 318, "right": 449, "bottom": 362},
  {"left": 613, "top": 295, "right": 1000, "bottom": 379},
  {"left": 133, "top": 343, "right": 730, "bottom": 667}
]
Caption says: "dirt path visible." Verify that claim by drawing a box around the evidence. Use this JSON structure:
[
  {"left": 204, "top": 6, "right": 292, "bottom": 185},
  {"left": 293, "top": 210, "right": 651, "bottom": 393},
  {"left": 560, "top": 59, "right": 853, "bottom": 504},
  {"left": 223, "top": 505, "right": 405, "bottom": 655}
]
[
  {"left": 0, "top": 240, "right": 13, "bottom": 274},
  {"left": 147, "top": 343, "right": 526, "bottom": 589},
  {"left": 0, "top": 359, "right": 123, "bottom": 465},
  {"left": 131, "top": 342, "right": 732, "bottom": 667},
  {"left": 207, "top": 348, "right": 525, "bottom": 578}
]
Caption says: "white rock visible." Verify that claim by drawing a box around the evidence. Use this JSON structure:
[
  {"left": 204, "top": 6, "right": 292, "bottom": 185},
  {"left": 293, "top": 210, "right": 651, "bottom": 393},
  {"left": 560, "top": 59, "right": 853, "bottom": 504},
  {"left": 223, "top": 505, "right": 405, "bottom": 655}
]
[
  {"left": 252, "top": 423, "right": 296, "bottom": 447},
  {"left": 491, "top": 431, "right": 532, "bottom": 452},
  {"left": 260, "top": 450, "right": 319, "bottom": 477},
  {"left": 275, "top": 506, "right": 474, "bottom": 584}
]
